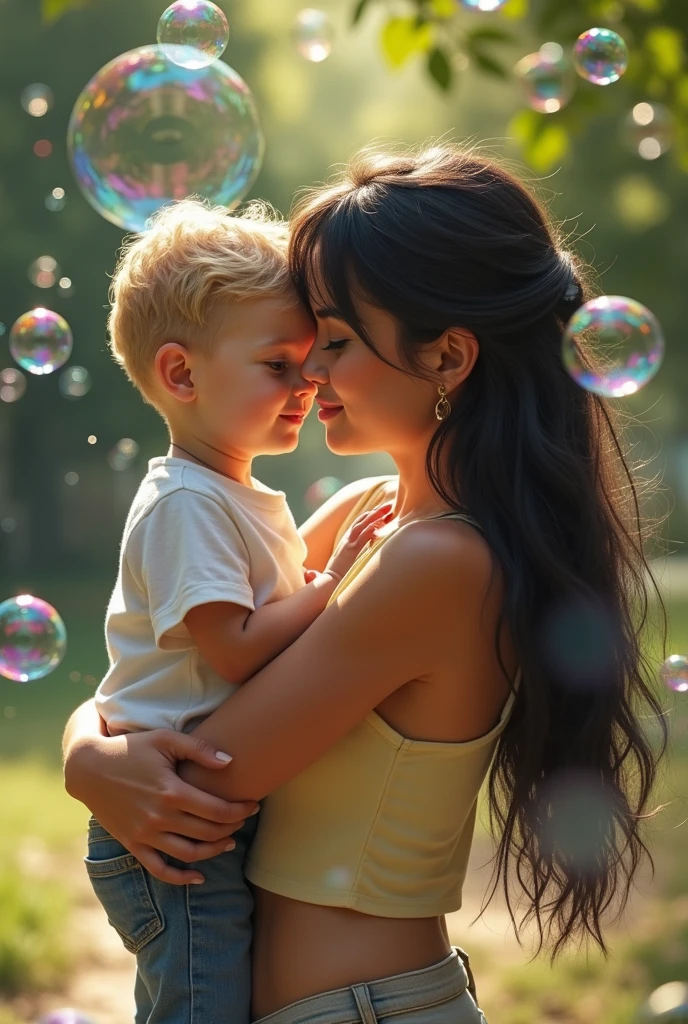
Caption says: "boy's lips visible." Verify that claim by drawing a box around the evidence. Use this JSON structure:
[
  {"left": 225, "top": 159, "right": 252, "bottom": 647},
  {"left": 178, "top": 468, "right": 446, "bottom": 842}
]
[{"left": 279, "top": 411, "right": 306, "bottom": 424}]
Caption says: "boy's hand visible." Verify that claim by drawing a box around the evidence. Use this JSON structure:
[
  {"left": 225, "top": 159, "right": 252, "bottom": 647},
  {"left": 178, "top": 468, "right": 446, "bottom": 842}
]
[{"left": 324, "top": 502, "right": 395, "bottom": 583}]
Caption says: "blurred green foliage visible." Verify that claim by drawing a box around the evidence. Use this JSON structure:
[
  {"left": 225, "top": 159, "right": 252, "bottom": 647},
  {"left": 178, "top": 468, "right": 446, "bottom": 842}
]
[
  {"left": 353, "top": 0, "right": 688, "bottom": 172},
  {"left": 0, "top": 0, "right": 686, "bottom": 589}
]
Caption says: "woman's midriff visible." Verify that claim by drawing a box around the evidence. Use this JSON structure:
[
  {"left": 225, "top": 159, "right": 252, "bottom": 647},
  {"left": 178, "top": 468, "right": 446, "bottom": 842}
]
[{"left": 250, "top": 888, "right": 452, "bottom": 1020}]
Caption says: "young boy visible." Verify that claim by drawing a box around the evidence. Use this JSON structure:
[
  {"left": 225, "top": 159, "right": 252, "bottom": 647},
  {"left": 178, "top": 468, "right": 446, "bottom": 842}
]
[{"left": 86, "top": 199, "right": 390, "bottom": 1024}]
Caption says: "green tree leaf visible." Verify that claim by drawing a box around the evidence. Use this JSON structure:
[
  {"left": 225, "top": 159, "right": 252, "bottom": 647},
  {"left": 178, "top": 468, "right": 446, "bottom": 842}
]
[
  {"left": 500, "top": 0, "right": 529, "bottom": 18},
  {"left": 470, "top": 51, "right": 509, "bottom": 77},
  {"left": 41, "top": 0, "right": 93, "bottom": 24},
  {"left": 526, "top": 122, "right": 569, "bottom": 171},
  {"left": 381, "top": 16, "right": 433, "bottom": 69},
  {"left": 430, "top": 0, "right": 457, "bottom": 18},
  {"left": 427, "top": 46, "right": 453, "bottom": 90}
]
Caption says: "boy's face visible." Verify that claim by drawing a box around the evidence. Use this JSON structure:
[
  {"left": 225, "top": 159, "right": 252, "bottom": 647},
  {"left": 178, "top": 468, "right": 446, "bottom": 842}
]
[{"left": 189, "top": 295, "right": 317, "bottom": 457}]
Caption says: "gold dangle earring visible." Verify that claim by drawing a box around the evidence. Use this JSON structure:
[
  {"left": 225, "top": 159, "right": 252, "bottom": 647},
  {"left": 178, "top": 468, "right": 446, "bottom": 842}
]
[{"left": 435, "top": 383, "right": 451, "bottom": 422}]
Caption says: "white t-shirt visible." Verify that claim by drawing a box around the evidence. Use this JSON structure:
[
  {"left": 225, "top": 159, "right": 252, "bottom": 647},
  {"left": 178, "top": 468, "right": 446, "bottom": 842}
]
[{"left": 95, "top": 456, "right": 308, "bottom": 734}]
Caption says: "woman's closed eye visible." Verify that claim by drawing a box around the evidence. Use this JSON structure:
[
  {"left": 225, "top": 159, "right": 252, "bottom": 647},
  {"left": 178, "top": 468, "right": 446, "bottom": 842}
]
[{"left": 322, "top": 338, "right": 348, "bottom": 352}]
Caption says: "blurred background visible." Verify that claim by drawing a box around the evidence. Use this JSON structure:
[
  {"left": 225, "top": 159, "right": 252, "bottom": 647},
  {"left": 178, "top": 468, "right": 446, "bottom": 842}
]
[{"left": 1, "top": 1, "right": 688, "bottom": 1022}]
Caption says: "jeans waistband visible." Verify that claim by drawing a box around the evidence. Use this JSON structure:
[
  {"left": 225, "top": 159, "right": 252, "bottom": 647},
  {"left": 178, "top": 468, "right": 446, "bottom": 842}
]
[{"left": 254, "top": 948, "right": 473, "bottom": 1024}]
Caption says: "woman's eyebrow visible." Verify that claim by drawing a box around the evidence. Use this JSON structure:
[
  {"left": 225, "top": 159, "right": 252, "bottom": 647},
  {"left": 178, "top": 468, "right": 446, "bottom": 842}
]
[{"left": 313, "top": 305, "right": 344, "bottom": 319}]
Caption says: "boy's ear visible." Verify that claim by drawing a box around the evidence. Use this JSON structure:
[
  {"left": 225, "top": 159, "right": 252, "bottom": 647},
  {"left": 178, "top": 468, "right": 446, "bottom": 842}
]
[{"left": 155, "top": 342, "right": 196, "bottom": 403}]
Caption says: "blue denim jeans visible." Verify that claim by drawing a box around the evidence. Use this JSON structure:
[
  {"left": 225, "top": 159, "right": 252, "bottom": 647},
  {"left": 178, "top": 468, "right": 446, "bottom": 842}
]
[
  {"left": 84, "top": 812, "right": 258, "bottom": 1024},
  {"left": 252, "top": 948, "right": 488, "bottom": 1024}
]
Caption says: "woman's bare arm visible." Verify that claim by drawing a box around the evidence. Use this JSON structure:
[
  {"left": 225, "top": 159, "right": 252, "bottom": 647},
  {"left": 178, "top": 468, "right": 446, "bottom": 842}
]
[{"left": 182, "top": 520, "right": 494, "bottom": 801}]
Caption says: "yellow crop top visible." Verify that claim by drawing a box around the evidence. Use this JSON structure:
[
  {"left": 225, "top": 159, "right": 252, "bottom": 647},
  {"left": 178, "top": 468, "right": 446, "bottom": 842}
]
[{"left": 244, "top": 478, "right": 522, "bottom": 918}]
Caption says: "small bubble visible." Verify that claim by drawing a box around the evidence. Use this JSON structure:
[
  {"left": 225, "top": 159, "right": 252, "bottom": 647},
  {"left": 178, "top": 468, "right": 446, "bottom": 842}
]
[
  {"left": 9, "top": 308, "right": 72, "bottom": 375},
  {"left": 87, "top": 435, "right": 97, "bottom": 445},
  {"left": 83, "top": 674, "right": 97, "bottom": 686},
  {"left": 21, "top": 84, "right": 54, "bottom": 117},
  {"left": 52, "top": 187, "right": 65, "bottom": 199},
  {"left": 293, "top": 9, "right": 335, "bottom": 62},
  {"left": 108, "top": 437, "right": 139, "bottom": 470},
  {"left": 1, "top": 368, "right": 27, "bottom": 403},
  {"left": 64, "top": 472, "right": 79, "bottom": 486},
  {"left": 33, "top": 139, "right": 53, "bottom": 158},
  {"left": 69, "top": 671, "right": 81, "bottom": 682}
]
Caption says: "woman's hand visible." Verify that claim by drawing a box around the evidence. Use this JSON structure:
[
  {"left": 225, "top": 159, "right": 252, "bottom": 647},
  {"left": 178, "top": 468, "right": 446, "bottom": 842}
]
[{"left": 64, "top": 725, "right": 259, "bottom": 885}]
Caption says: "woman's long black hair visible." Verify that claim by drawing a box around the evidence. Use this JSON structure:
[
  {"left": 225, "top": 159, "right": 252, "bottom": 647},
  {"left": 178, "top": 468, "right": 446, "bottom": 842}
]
[{"left": 289, "top": 141, "right": 671, "bottom": 965}]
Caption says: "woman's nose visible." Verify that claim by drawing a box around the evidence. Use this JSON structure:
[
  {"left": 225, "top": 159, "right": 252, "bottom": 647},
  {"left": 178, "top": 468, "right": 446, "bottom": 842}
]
[{"left": 300, "top": 345, "right": 328, "bottom": 386}]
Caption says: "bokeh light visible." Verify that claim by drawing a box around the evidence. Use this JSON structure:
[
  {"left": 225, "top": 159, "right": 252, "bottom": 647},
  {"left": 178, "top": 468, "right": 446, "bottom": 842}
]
[
  {"left": 38, "top": 1012, "right": 98, "bottom": 1024},
  {"left": 64, "top": 472, "right": 80, "bottom": 486},
  {"left": 158, "top": 1, "right": 230, "bottom": 69},
  {"left": 638, "top": 981, "right": 688, "bottom": 1020},
  {"left": 9, "top": 309, "right": 73, "bottom": 376},
  {"left": 45, "top": 186, "right": 67, "bottom": 212},
  {"left": 293, "top": 9, "right": 335, "bottom": 63},
  {"left": 87, "top": 434, "right": 97, "bottom": 444},
  {"left": 305, "top": 476, "right": 344, "bottom": 511},
  {"left": 59, "top": 365, "right": 92, "bottom": 399},
  {"left": 108, "top": 437, "right": 140, "bottom": 470},
  {"left": 458, "top": 0, "right": 508, "bottom": 9},
  {"left": 0, "top": 594, "right": 67, "bottom": 683},
  {"left": 573, "top": 27, "right": 628, "bottom": 86},
  {"left": 0, "top": 368, "right": 27, "bottom": 404},
  {"left": 538, "top": 595, "right": 620, "bottom": 690},
  {"left": 33, "top": 139, "right": 52, "bottom": 158},
  {"left": 660, "top": 654, "right": 688, "bottom": 694},
  {"left": 67, "top": 44, "right": 264, "bottom": 231},
  {"left": 20, "top": 83, "right": 54, "bottom": 117},
  {"left": 514, "top": 44, "right": 573, "bottom": 114},
  {"left": 624, "top": 102, "right": 674, "bottom": 160},
  {"left": 561, "top": 295, "right": 664, "bottom": 397},
  {"left": 0, "top": 518, "right": 16, "bottom": 534},
  {"left": 28, "top": 255, "right": 59, "bottom": 289}
]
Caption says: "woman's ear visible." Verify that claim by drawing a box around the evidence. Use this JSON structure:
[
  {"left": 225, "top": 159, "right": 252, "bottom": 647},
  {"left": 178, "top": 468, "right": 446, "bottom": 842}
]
[
  {"left": 154, "top": 342, "right": 196, "bottom": 403},
  {"left": 437, "top": 328, "right": 479, "bottom": 392}
]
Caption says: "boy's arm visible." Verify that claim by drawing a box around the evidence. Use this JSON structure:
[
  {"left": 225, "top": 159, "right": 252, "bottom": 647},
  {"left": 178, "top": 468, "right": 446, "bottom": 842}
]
[
  {"left": 298, "top": 475, "right": 396, "bottom": 571},
  {"left": 185, "top": 503, "right": 392, "bottom": 685}
]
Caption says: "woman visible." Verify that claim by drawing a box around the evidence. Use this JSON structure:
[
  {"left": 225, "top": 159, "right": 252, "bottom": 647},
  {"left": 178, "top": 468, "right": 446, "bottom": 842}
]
[{"left": 62, "top": 141, "right": 669, "bottom": 1023}]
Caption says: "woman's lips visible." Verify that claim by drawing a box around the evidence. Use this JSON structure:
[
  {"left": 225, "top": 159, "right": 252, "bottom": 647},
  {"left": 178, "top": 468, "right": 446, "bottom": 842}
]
[{"left": 317, "top": 405, "right": 343, "bottom": 421}]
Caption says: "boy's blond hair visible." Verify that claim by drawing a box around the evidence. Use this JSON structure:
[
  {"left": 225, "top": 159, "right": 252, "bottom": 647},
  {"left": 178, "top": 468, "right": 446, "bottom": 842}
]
[{"left": 107, "top": 197, "right": 296, "bottom": 403}]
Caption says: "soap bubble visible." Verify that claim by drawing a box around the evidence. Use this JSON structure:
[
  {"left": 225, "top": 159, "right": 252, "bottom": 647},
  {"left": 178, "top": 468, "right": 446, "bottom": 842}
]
[
  {"left": 9, "top": 309, "right": 73, "bottom": 376},
  {"left": 458, "top": 0, "right": 508, "bottom": 9},
  {"left": 573, "top": 27, "right": 628, "bottom": 86},
  {"left": 293, "top": 9, "right": 335, "bottom": 62},
  {"left": 624, "top": 102, "right": 674, "bottom": 160},
  {"left": 562, "top": 296, "right": 664, "bottom": 398},
  {"left": 637, "top": 981, "right": 688, "bottom": 1021},
  {"left": 21, "top": 83, "right": 54, "bottom": 117},
  {"left": 158, "top": 0, "right": 229, "bottom": 69},
  {"left": 67, "top": 44, "right": 264, "bottom": 232},
  {"left": 305, "top": 476, "right": 343, "bottom": 511},
  {"left": 38, "top": 1012, "right": 98, "bottom": 1024},
  {"left": 28, "top": 255, "right": 59, "bottom": 289},
  {"left": 108, "top": 437, "right": 140, "bottom": 470},
  {"left": 0, "top": 368, "right": 27, "bottom": 403},
  {"left": 0, "top": 594, "right": 67, "bottom": 683},
  {"left": 659, "top": 655, "right": 688, "bottom": 694},
  {"left": 514, "top": 45, "right": 574, "bottom": 113},
  {"left": 59, "top": 366, "right": 91, "bottom": 399}
]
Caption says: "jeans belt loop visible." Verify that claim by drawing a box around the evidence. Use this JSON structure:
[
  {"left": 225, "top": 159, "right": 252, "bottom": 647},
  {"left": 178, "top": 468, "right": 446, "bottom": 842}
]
[{"left": 351, "top": 983, "right": 378, "bottom": 1024}]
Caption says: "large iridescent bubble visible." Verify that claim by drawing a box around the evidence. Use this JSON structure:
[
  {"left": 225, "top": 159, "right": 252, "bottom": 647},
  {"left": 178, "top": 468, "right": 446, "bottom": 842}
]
[
  {"left": 573, "top": 28, "right": 628, "bottom": 86},
  {"left": 9, "top": 309, "right": 73, "bottom": 375},
  {"left": 562, "top": 296, "right": 664, "bottom": 398},
  {"left": 659, "top": 655, "right": 688, "bottom": 694},
  {"left": 67, "top": 45, "right": 264, "bottom": 231},
  {"left": 158, "top": 1, "right": 229, "bottom": 70},
  {"left": 514, "top": 44, "right": 574, "bottom": 114},
  {"left": 0, "top": 595, "right": 67, "bottom": 683}
]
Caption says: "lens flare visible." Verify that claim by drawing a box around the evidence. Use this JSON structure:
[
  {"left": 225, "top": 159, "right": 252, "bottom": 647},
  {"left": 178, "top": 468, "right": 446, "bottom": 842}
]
[{"left": 305, "top": 476, "right": 344, "bottom": 511}]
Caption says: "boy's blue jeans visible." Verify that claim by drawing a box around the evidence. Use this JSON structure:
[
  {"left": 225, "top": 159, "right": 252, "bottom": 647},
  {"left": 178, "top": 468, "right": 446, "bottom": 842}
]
[{"left": 84, "top": 812, "right": 259, "bottom": 1024}]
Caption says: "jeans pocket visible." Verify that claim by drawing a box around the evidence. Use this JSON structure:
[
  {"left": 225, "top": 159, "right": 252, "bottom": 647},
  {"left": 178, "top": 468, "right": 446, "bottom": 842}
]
[{"left": 85, "top": 820, "right": 164, "bottom": 955}]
